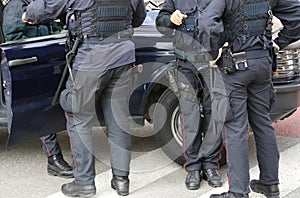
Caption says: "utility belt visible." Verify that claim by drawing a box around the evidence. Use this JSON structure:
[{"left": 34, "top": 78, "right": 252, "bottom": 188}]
[
  {"left": 82, "top": 32, "right": 132, "bottom": 45},
  {"left": 174, "top": 49, "right": 210, "bottom": 63},
  {"left": 217, "top": 47, "right": 270, "bottom": 74}
]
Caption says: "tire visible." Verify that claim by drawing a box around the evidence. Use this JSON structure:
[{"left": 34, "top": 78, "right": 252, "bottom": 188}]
[{"left": 153, "top": 89, "right": 226, "bottom": 166}]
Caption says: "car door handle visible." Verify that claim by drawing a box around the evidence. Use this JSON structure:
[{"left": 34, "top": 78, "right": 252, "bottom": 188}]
[{"left": 8, "top": 56, "right": 38, "bottom": 67}]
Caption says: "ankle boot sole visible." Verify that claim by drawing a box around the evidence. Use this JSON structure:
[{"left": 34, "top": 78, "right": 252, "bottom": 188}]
[
  {"left": 48, "top": 169, "right": 74, "bottom": 179},
  {"left": 185, "top": 183, "right": 200, "bottom": 190},
  {"left": 62, "top": 190, "right": 96, "bottom": 198},
  {"left": 202, "top": 172, "right": 223, "bottom": 188},
  {"left": 208, "top": 181, "right": 223, "bottom": 188},
  {"left": 111, "top": 183, "right": 129, "bottom": 196},
  {"left": 250, "top": 184, "right": 280, "bottom": 198}
]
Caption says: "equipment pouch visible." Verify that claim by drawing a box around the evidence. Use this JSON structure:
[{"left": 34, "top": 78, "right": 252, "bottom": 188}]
[
  {"left": 216, "top": 46, "right": 236, "bottom": 74},
  {"left": 165, "top": 68, "right": 180, "bottom": 96},
  {"left": 271, "top": 47, "right": 277, "bottom": 72},
  {"left": 182, "top": 14, "right": 196, "bottom": 33}
]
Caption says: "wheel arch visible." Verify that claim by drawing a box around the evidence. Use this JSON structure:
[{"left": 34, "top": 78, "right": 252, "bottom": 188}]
[{"left": 139, "top": 61, "right": 176, "bottom": 123}]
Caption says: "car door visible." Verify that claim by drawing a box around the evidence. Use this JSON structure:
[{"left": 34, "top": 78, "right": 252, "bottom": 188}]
[{"left": 0, "top": 34, "right": 67, "bottom": 146}]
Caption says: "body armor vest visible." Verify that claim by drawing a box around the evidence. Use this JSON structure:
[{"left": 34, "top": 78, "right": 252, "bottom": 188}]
[
  {"left": 77, "top": 0, "right": 133, "bottom": 38},
  {"left": 224, "top": 0, "right": 274, "bottom": 43}
]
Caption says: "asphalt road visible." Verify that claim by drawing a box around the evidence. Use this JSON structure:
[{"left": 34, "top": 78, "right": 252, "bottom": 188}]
[{"left": 0, "top": 109, "right": 300, "bottom": 198}]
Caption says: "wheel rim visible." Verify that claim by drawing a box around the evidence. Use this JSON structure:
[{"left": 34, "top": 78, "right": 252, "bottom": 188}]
[{"left": 171, "top": 106, "right": 183, "bottom": 146}]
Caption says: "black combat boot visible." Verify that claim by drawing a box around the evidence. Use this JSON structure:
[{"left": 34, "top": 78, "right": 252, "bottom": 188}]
[
  {"left": 48, "top": 153, "right": 73, "bottom": 178},
  {"left": 111, "top": 175, "right": 130, "bottom": 196},
  {"left": 202, "top": 168, "right": 223, "bottom": 187},
  {"left": 61, "top": 181, "right": 96, "bottom": 197},
  {"left": 185, "top": 170, "right": 201, "bottom": 190},
  {"left": 210, "top": 192, "right": 249, "bottom": 198},
  {"left": 250, "top": 180, "right": 280, "bottom": 198}
]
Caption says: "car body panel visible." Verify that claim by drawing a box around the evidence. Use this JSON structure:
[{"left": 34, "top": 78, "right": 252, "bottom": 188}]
[{"left": 0, "top": 35, "right": 67, "bottom": 145}]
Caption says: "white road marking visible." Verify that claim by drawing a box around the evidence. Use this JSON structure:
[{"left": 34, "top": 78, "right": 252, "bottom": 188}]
[
  {"left": 47, "top": 143, "right": 300, "bottom": 198},
  {"left": 46, "top": 148, "right": 182, "bottom": 198},
  {"left": 199, "top": 143, "right": 300, "bottom": 198}
]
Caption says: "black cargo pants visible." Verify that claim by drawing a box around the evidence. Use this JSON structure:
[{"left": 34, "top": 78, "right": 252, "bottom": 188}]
[
  {"left": 214, "top": 55, "right": 279, "bottom": 195},
  {"left": 60, "top": 64, "right": 133, "bottom": 185},
  {"left": 177, "top": 59, "right": 222, "bottom": 172}
]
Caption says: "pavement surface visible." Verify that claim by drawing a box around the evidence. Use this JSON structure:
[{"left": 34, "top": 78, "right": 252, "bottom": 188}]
[
  {"left": 273, "top": 108, "right": 300, "bottom": 137},
  {"left": 0, "top": 109, "right": 300, "bottom": 198}
]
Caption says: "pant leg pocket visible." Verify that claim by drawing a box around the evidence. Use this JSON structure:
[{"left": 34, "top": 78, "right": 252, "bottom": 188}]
[
  {"left": 59, "top": 72, "right": 84, "bottom": 113},
  {"left": 269, "top": 85, "right": 276, "bottom": 110},
  {"left": 60, "top": 87, "right": 82, "bottom": 113},
  {"left": 211, "top": 87, "right": 234, "bottom": 123}
]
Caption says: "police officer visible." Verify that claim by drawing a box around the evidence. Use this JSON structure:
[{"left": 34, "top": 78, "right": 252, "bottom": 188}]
[
  {"left": 22, "top": 0, "right": 146, "bottom": 197},
  {"left": 2, "top": 0, "right": 73, "bottom": 179},
  {"left": 156, "top": 0, "right": 224, "bottom": 190},
  {"left": 197, "top": 0, "right": 300, "bottom": 197}
]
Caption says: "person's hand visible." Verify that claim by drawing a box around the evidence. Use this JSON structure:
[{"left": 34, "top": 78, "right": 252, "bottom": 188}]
[
  {"left": 170, "top": 10, "right": 187, "bottom": 26},
  {"left": 210, "top": 60, "right": 218, "bottom": 68},
  {"left": 70, "top": 14, "right": 76, "bottom": 21},
  {"left": 22, "top": 12, "right": 35, "bottom": 25}
]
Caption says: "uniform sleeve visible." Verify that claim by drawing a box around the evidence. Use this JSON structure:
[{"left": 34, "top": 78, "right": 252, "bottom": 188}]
[
  {"left": 25, "top": 0, "right": 94, "bottom": 24},
  {"left": 25, "top": 0, "right": 69, "bottom": 24},
  {"left": 272, "top": 0, "right": 300, "bottom": 49},
  {"left": 197, "top": 0, "right": 226, "bottom": 59},
  {"left": 155, "top": 0, "right": 176, "bottom": 36},
  {"left": 132, "top": 0, "right": 147, "bottom": 28}
]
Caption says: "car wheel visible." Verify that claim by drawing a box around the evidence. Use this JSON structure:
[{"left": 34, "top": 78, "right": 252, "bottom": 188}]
[{"left": 153, "top": 89, "right": 226, "bottom": 166}]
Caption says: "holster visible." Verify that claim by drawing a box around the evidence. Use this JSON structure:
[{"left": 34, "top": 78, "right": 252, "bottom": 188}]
[
  {"left": 216, "top": 46, "right": 237, "bottom": 74},
  {"left": 216, "top": 46, "right": 251, "bottom": 74}
]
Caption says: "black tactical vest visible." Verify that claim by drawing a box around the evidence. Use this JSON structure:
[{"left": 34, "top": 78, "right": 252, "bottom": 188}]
[
  {"left": 224, "top": 0, "right": 274, "bottom": 43},
  {"left": 77, "top": 0, "right": 133, "bottom": 38}
]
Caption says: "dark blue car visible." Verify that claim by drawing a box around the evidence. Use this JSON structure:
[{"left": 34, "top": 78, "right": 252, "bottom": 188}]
[{"left": 1, "top": 6, "right": 300, "bottom": 165}]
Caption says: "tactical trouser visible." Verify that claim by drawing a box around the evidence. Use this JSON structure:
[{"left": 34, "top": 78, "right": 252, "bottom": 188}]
[
  {"left": 60, "top": 64, "right": 133, "bottom": 185},
  {"left": 215, "top": 56, "right": 279, "bottom": 195},
  {"left": 177, "top": 59, "right": 223, "bottom": 172},
  {"left": 40, "top": 133, "right": 62, "bottom": 157}
]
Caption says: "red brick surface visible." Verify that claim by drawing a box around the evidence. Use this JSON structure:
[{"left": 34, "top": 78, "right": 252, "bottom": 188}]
[{"left": 273, "top": 108, "right": 300, "bottom": 137}]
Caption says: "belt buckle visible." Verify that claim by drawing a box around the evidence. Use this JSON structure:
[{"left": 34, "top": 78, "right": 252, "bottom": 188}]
[{"left": 235, "top": 61, "right": 248, "bottom": 70}]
